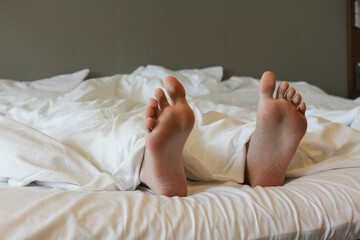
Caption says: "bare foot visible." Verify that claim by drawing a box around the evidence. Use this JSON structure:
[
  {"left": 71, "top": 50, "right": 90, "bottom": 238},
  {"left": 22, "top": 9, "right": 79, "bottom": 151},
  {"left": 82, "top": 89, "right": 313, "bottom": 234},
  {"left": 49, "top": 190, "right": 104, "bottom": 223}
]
[
  {"left": 245, "top": 72, "right": 307, "bottom": 187},
  {"left": 139, "top": 76, "right": 195, "bottom": 197}
]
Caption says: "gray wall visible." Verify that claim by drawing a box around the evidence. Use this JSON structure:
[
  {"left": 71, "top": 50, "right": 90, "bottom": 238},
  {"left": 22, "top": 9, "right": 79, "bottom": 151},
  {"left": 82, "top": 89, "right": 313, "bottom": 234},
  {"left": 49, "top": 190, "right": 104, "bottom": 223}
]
[{"left": 0, "top": 0, "right": 348, "bottom": 97}]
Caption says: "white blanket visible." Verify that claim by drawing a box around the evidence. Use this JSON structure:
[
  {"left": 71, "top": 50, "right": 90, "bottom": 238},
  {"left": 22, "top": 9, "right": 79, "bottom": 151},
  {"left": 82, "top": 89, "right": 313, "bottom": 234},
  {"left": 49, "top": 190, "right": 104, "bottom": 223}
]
[{"left": 0, "top": 66, "right": 359, "bottom": 191}]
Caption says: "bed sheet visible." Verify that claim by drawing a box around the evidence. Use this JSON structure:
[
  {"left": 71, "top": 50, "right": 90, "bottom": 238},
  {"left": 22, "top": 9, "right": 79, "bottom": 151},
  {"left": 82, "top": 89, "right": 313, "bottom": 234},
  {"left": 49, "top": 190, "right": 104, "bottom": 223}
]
[
  {"left": 0, "top": 167, "right": 359, "bottom": 239},
  {"left": 0, "top": 65, "right": 359, "bottom": 239}
]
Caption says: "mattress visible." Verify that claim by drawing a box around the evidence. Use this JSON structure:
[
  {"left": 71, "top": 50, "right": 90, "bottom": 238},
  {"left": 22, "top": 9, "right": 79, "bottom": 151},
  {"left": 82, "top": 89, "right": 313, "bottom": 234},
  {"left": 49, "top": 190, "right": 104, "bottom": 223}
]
[{"left": 0, "top": 65, "right": 359, "bottom": 239}]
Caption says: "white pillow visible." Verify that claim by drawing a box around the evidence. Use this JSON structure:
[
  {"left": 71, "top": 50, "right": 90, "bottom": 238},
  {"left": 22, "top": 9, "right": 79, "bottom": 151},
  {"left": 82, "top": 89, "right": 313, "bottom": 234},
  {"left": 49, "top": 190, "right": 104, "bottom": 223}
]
[
  {"left": 0, "top": 69, "right": 89, "bottom": 93},
  {"left": 130, "top": 65, "right": 225, "bottom": 96},
  {"left": 131, "top": 65, "right": 223, "bottom": 82}
]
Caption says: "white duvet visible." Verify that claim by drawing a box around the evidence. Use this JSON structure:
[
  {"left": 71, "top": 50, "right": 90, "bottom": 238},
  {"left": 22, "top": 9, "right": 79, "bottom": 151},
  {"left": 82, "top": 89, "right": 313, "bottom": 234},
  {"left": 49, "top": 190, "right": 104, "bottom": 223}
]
[
  {"left": 0, "top": 65, "right": 359, "bottom": 192},
  {"left": 0, "top": 66, "right": 360, "bottom": 239}
]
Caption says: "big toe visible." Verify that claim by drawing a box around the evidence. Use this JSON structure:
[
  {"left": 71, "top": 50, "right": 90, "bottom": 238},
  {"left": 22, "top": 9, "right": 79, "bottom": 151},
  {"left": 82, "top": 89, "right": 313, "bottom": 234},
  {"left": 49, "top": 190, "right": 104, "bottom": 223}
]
[
  {"left": 164, "top": 76, "right": 187, "bottom": 104},
  {"left": 259, "top": 71, "right": 276, "bottom": 100}
]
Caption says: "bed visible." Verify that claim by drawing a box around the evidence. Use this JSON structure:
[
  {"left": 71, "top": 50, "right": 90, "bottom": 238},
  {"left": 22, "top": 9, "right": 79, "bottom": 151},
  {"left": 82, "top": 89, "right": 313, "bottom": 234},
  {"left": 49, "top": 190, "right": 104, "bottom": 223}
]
[{"left": 0, "top": 65, "right": 359, "bottom": 239}]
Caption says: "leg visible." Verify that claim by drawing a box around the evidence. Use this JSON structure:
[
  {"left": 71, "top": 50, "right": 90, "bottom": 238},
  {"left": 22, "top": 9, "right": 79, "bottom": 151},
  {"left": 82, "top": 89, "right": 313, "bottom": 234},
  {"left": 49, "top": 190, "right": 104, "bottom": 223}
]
[
  {"left": 245, "top": 72, "right": 307, "bottom": 187},
  {"left": 140, "top": 76, "right": 195, "bottom": 197}
]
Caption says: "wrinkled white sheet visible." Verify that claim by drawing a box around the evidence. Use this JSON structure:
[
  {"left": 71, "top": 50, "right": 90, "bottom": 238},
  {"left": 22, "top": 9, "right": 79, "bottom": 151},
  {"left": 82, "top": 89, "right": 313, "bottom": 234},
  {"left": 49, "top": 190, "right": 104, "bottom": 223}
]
[
  {"left": 0, "top": 66, "right": 359, "bottom": 239},
  {"left": 0, "top": 168, "right": 359, "bottom": 239},
  {"left": 0, "top": 66, "right": 360, "bottom": 191}
]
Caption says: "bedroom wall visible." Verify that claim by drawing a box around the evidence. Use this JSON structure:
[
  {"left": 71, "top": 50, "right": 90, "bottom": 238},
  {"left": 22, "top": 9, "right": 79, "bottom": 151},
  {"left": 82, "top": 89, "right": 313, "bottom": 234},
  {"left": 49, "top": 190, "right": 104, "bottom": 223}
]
[{"left": 0, "top": 0, "right": 348, "bottom": 97}]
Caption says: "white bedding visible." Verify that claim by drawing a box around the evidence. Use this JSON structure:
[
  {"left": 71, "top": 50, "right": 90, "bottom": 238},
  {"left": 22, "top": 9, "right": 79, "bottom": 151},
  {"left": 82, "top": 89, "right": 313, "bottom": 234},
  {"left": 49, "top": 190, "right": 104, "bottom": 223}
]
[{"left": 0, "top": 66, "right": 359, "bottom": 239}]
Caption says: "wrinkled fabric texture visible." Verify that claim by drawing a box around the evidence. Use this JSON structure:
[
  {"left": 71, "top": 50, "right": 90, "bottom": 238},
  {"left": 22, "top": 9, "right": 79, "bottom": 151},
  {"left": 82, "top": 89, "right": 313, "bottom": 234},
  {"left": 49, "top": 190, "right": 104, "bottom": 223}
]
[
  {"left": 0, "top": 66, "right": 359, "bottom": 239},
  {"left": 0, "top": 66, "right": 359, "bottom": 191}
]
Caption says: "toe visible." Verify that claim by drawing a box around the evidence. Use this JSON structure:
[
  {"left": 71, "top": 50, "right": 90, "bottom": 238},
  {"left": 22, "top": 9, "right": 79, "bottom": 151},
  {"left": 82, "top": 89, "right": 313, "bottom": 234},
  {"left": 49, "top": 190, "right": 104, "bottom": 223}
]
[
  {"left": 298, "top": 102, "right": 306, "bottom": 115},
  {"left": 164, "top": 76, "right": 187, "bottom": 104},
  {"left": 292, "top": 94, "right": 302, "bottom": 107},
  {"left": 145, "top": 106, "right": 155, "bottom": 119},
  {"left": 259, "top": 71, "right": 276, "bottom": 100},
  {"left": 155, "top": 88, "right": 170, "bottom": 110},
  {"left": 144, "top": 117, "right": 155, "bottom": 132},
  {"left": 285, "top": 87, "right": 296, "bottom": 101},
  {"left": 149, "top": 98, "right": 158, "bottom": 108},
  {"left": 149, "top": 98, "right": 160, "bottom": 117},
  {"left": 276, "top": 82, "right": 290, "bottom": 99}
]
